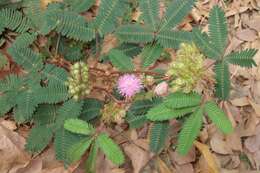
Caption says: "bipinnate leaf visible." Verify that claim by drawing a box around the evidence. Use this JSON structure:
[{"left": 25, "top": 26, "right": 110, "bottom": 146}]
[{"left": 225, "top": 49, "right": 258, "bottom": 67}]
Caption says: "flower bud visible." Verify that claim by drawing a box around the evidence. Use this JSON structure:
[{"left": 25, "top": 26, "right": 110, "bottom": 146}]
[{"left": 154, "top": 81, "right": 169, "bottom": 96}]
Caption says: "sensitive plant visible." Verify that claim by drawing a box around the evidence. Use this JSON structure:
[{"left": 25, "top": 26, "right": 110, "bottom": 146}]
[{"left": 0, "top": 0, "right": 258, "bottom": 172}]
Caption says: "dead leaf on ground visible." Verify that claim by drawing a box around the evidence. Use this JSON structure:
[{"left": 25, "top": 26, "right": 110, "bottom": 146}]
[
  {"left": 170, "top": 147, "right": 196, "bottom": 165},
  {"left": 157, "top": 157, "right": 173, "bottom": 173},
  {"left": 236, "top": 29, "right": 258, "bottom": 42},
  {"left": 123, "top": 143, "right": 150, "bottom": 173},
  {"left": 194, "top": 141, "right": 220, "bottom": 173}
]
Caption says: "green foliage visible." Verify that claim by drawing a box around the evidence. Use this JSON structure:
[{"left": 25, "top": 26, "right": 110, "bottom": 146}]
[
  {"left": 192, "top": 5, "right": 258, "bottom": 100},
  {"left": 116, "top": 25, "right": 154, "bottom": 43},
  {"left": 25, "top": 125, "right": 53, "bottom": 153},
  {"left": 80, "top": 98, "right": 103, "bottom": 121},
  {"left": 177, "top": 108, "right": 203, "bottom": 155},
  {"left": 126, "top": 98, "right": 162, "bottom": 128},
  {"left": 164, "top": 92, "right": 201, "bottom": 109},
  {"left": 68, "top": 137, "right": 94, "bottom": 163},
  {"left": 139, "top": 0, "right": 160, "bottom": 30},
  {"left": 97, "top": 133, "right": 125, "bottom": 165},
  {"left": 149, "top": 121, "right": 170, "bottom": 153},
  {"left": 64, "top": 118, "right": 94, "bottom": 135},
  {"left": 214, "top": 62, "right": 230, "bottom": 100},
  {"left": 65, "top": 0, "right": 95, "bottom": 13},
  {"left": 208, "top": 6, "right": 228, "bottom": 53},
  {"left": 225, "top": 49, "right": 258, "bottom": 67},
  {"left": 0, "top": 52, "right": 8, "bottom": 69},
  {"left": 204, "top": 101, "right": 233, "bottom": 134},
  {"left": 90, "top": 0, "right": 127, "bottom": 35},
  {"left": 108, "top": 49, "right": 134, "bottom": 71},
  {"left": 141, "top": 44, "right": 163, "bottom": 68},
  {"left": 85, "top": 141, "right": 99, "bottom": 173},
  {"left": 159, "top": 0, "right": 196, "bottom": 31},
  {"left": 0, "top": 8, "right": 31, "bottom": 33}
]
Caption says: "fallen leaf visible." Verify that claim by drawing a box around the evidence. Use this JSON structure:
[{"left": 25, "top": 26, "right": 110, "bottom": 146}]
[
  {"left": 194, "top": 141, "right": 220, "bottom": 173},
  {"left": 230, "top": 97, "right": 250, "bottom": 107},
  {"left": 170, "top": 147, "right": 196, "bottom": 165},
  {"left": 175, "top": 163, "right": 194, "bottom": 173},
  {"left": 123, "top": 143, "right": 150, "bottom": 173},
  {"left": 249, "top": 99, "right": 260, "bottom": 117},
  {"left": 210, "top": 132, "right": 233, "bottom": 155},
  {"left": 244, "top": 17, "right": 260, "bottom": 32},
  {"left": 0, "top": 125, "right": 30, "bottom": 173},
  {"left": 236, "top": 29, "right": 258, "bottom": 42},
  {"left": 157, "top": 157, "right": 173, "bottom": 173}
]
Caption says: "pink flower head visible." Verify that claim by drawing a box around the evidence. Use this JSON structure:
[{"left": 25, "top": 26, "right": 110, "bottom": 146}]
[{"left": 117, "top": 74, "right": 143, "bottom": 98}]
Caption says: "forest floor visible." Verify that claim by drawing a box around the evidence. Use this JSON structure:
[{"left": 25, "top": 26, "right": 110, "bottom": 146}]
[{"left": 1, "top": 0, "right": 260, "bottom": 173}]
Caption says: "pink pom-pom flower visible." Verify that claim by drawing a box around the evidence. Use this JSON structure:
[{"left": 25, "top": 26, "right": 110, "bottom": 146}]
[{"left": 117, "top": 74, "right": 143, "bottom": 98}]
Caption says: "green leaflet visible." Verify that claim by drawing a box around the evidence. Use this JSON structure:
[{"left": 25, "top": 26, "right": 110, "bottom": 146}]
[
  {"left": 139, "top": 0, "right": 160, "bottom": 30},
  {"left": 85, "top": 141, "right": 99, "bottom": 173},
  {"left": 147, "top": 105, "right": 198, "bottom": 121},
  {"left": 108, "top": 49, "right": 134, "bottom": 71},
  {"left": 91, "top": 0, "right": 127, "bottom": 35},
  {"left": 149, "top": 121, "right": 169, "bottom": 153},
  {"left": 157, "top": 30, "right": 192, "bottom": 49},
  {"left": 67, "top": 137, "right": 94, "bottom": 163},
  {"left": 0, "top": 52, "right": 8, "bottom": 69},
  {"left": 192, "top": 28, "right": 220, "bottom": 59},
  {"left": 225, "top": 49, "right": 258, "bottom": 67},
  {"left": 97, "top": 133, "right": 125, "bottom": 165},
  {"left": 214, "top": 62, "right": 230, "bottom": 100},
  {"left": 55, "top": 100, "right": 83, "bottom": 129},
  {"left": 64, "top": 118, "right": 94, "bottom": 135},
  {"left": 177, "top": 107, "right": 203, "bottom": 155},
  {"left": 208, "top": 5, "right": 228, "bottom": 53},
  {"left": 159, "top": 0, "right": 196, "bottom": 31},
  {"left": 25, "top": 125, "right": 54, "bottom": 153},
  {"left": 116, "top": 25, "right": 154, "bottom": 43},
  {"left": 54, "top": 128, "right": 84, "bottom": 165},
  {"left": 164, "top": 92, "right": 201, "bottom": 109},
  {"left": 65, "top": 0, "right": 95, "bottom": 13},
  {"left": 141, "top": 44, "right": 163, "bottom": 68},
  {"left": 204, "top": 101, "right": 233, "bottom": 134},
  {"left": 80, "top": 98, "right": 103, "bottom": 121}
]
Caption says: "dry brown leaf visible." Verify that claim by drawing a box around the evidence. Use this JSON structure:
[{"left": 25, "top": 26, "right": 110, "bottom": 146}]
[
  {"left": 175, "top": 163, "right": 194, "bottom": 173},
  {"left": 15, "top": 158, "right": 42, "bottom": 173},
  {"left": 194, "top": 141, "right": 220, "bottom": 173},
  {"left": 226, "top": 132, "right": 242, "bottom": 152},
  {"left": 0, "top": 119, "right": 17, "bottom": 130},
  {"left": 170, "top": 147, "right": 196, "bottom": 165},
  {"left": 230, "top": 97, "right": 250, "bottom": 107},
  {"left": 157, "top": 157, "right": 173, "bottom": 173},
  {"left": 236, "top": 29, "right": 258, "bottom": 42},
  {"left": 249, "top": 99, "right": 260, "bottom": 117},
  {"left": 0, "top": 125, "right": 30, "bottom": 173},
  {"left": 123, "top": 143, "right": 150, "bottom": 173},
  {"left": 244, "top": 16, "right": 260, "bottom": 32},
  {"left": 210, "top": 132, "right": 233, "bottom": 155}
]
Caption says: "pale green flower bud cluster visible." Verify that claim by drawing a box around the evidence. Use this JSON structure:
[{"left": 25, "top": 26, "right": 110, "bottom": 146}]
[
  {"left": 167, "top": 43, "right": 205, "bottom": 93},
  {"left": 65, "top": 62, "right": 90, "bottom": 100},
  {"left": 101, "top": 102, "right": 126, "bottom": 124}
]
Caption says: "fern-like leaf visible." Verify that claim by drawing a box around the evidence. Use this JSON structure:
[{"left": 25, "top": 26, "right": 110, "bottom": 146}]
[
  {"left": 225, "top": 49, "right": 258, "bottom": 67},
  {"left": 55, "top": 100, "right": 83, "bottom": 128},
  {"left": 147, "top": 104, "right": 198, "bottom": 121},
  {"left": 117, "top": 43, "right": 142, "bottom": 57},
  {"left": 67, "top": 137, "right": 93, "bottom": 163},
  {"left": 116, "top": 25, "right": 154, "bottom": 43},
  {"left": 159, "top": 0, "right": 196, "bottom": 31},
  {"left": 54, "top": 128, "right": 84, "bottom": 164},
  {"left": 208, "top": 5, "right": 228, "bottom": 53},
  {"left": 33, "top": 104, "right": 58, "bottom": 126},
  {"left": 80, "top": 98, "right": 103, "bottom": 121},
  {"left": 42, "top": 7, "right": 95, "bottom": 42},
  {"left": 139, "top": 0, "right": 159, "bottom": 30},
  {"left": 192, "top": 28, "right": 220, "bottom": 59},
  {"left": 97, "top": 133, "right": 125, "bottom": 165},
  {"left": 85, "top": 141, "right": 98, "bottom": 173},
  {"left": 157, "top": 30, "right": 191, "bottom": 49},
  {"left": 214, "top": 62, "right": 230, "bottom": 100},
  {"left": 41, "top": 64, "right": 68, "bottom": 87},
  {"left": 0, "top": 8, "right": 31, "bottom": 33},
  {"left": 91, "top": 0, "right": 127, "bottom": 35},
  {"left": 108, "top": 49, "right": 134, "bottom": 71},
  {"left": 164, "top": 92, "right": 201, "bottom": 109},
  {"left": 65, "top": 0, "right": 95, "bottom": 13},
  {"left": 204, "top": 101, "right": 233, "bottom": 134},
  {"left": 25, "top": 125, "right": 53, "bottom": 153},
  {"left": 141, "top": 44, "right": 163, "bottom": 68},
  {"left": 8, "top": 47, "right": 43, "bottom": 72},
  {"left": 177, "top": 108, "right": 203, "bottom": 155},
  {"left": 37, "top": 84, "right": 68, "bottom": 104},
  {"left": 12, "top": 32, "right": 37, "bottom": 48},
  {"left": 64, "top": 118, "right": 94, "bottom": 135},
  {"left": 149, "top": 121, "right": 169, "bottom": 153}
]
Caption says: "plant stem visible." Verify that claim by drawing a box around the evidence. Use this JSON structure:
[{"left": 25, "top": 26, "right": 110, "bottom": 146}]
[{"left": 55, "top": 34, "right": 61, "bottom": 57}]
